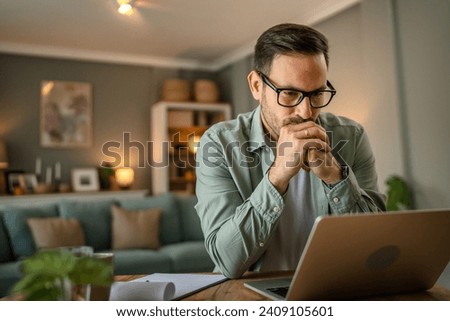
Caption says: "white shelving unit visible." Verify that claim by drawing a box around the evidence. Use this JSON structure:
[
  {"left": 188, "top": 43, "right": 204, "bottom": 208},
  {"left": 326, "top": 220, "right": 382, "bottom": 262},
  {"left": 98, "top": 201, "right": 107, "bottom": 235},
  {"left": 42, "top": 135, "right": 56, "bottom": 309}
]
[{"left": 150, "top": 101, "right": 231, "bottom": 195}]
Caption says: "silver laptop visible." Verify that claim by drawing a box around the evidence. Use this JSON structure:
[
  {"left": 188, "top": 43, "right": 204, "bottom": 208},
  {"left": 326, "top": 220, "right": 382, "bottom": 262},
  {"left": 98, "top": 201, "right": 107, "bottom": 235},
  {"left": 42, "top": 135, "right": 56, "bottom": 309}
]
[{"left": 244, "top": 209, "right": 450, "bottom": 300}]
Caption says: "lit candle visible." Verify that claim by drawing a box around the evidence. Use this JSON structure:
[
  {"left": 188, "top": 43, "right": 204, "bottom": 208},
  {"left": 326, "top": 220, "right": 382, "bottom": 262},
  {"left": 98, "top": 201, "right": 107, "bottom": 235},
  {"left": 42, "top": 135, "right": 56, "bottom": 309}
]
[
  {"left": 46, "top": 166, "right": 52, "bottom": 184},
  {"left": 35, "top": 157, "right": 42, "bottom": 176},
  {"left": 55, "top": 162, "right": 61, "bottom": 180}
]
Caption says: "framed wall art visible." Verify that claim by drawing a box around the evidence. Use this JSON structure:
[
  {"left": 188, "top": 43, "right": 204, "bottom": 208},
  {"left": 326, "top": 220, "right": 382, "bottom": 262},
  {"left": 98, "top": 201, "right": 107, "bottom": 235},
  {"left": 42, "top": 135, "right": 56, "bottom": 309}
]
[{"left": 40, "top": 80, "right": 93, "bottom": 148}]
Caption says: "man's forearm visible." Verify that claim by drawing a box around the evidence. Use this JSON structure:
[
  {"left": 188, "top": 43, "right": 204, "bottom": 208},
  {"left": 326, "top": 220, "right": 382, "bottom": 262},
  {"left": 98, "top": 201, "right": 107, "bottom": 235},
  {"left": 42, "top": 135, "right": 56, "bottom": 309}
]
[{"left": 197, "top": 175, "right": 284, "bottom": 278}]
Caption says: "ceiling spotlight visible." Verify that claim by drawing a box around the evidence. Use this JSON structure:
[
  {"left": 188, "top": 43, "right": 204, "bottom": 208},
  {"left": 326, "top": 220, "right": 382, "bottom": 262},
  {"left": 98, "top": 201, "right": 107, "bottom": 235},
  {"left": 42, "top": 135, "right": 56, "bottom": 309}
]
[{"left": 116, "top": 0, "right": 135, "bottom": 16}]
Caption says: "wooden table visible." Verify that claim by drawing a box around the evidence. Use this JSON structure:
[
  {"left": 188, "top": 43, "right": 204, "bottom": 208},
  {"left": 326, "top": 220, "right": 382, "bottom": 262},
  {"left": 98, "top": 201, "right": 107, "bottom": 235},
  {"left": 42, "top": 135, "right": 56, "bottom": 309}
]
[{"left": 117, "top": 271, "right": 450, "bottom": 301}]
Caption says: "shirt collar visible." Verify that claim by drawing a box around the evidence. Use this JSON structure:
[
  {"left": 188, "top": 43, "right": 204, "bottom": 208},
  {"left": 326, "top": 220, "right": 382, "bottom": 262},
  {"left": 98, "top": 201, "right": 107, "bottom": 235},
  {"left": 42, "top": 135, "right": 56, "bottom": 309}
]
[{"left": 248, "top": 106, "right": 270, "bottom": 152}]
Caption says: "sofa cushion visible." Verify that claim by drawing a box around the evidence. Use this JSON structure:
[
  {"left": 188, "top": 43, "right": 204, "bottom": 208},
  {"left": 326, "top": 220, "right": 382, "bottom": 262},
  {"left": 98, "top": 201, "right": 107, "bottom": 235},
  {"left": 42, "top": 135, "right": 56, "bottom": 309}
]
[
  {"left": 177, "top": 195, "right": 204, "bottom": 242},
  {"left": 2, "top": 204, "right": 59, "bottom": 258},
  {"left": 0, "top": 260, "right": 23, "bottom": 297},
  {"left": 111, "top": 205, "right": 162, "bottom": 250},
  {"left": 0, "top": 212, "right": 14, "bottom": 263},
  {"left": 118, "top": 193, "right": 182, "bottom": 245},
  {"left": 59, "top": 199, "right": 115, "bottom": 251},
  {"left": 27, "top": 217, "right": 85, "bottom": 249}
]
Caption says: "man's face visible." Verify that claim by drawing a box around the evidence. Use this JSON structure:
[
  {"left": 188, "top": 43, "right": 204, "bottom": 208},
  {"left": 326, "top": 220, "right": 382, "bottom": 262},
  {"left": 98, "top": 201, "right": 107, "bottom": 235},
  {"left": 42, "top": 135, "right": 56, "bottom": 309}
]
[{"left": 256, "top": 53, "right": 328, "bottom": 140}]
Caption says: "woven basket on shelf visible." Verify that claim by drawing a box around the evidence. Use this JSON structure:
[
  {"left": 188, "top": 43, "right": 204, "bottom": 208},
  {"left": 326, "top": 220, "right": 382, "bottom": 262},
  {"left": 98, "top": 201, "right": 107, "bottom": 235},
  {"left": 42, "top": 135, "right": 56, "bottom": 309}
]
[
  {"left": 194, "top": 79, "right": 219, "bottom": 103},
  {"left": 162, "top": 79, "right": 190, "bottom": 102}
]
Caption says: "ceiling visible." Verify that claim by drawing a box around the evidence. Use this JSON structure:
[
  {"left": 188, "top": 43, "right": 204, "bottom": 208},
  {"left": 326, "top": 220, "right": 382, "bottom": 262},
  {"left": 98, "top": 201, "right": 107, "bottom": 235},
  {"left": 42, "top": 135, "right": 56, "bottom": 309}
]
[{"left": 0, "top": 0, "right": 359, "bottom": 71}]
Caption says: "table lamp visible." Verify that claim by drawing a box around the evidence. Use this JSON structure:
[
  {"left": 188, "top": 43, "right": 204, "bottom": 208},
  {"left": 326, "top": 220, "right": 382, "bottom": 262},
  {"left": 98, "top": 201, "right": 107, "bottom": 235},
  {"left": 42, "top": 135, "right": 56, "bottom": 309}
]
[{"left": 115, "top": 167, "right": 134, "bottom": 189}]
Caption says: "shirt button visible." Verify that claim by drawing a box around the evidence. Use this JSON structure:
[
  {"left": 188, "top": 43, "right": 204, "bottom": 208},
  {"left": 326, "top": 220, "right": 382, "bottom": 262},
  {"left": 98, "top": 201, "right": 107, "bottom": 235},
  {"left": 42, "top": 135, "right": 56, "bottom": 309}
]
[
  {"left": 273, "top": 207, "right": 280, "bottom": 213},
  {"left": 259, "top": 242, "right": 265, "bottom": 247},
  {"left": 333, "top": 197, "right": 340, "bottom": 203}
]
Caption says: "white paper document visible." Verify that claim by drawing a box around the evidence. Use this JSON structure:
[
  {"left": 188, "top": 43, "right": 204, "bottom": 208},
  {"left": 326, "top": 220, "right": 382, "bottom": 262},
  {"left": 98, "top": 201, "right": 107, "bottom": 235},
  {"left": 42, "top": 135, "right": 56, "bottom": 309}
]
[{"left": 109, "top": 273, "right": 227, "bottom": 301}]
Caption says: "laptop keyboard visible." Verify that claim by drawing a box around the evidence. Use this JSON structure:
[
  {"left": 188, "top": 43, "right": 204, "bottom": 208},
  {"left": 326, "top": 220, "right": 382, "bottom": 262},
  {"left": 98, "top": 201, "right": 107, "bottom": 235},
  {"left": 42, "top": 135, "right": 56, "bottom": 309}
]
[{"left": 267, "top": 286, "right": 289, "bottom": 298}]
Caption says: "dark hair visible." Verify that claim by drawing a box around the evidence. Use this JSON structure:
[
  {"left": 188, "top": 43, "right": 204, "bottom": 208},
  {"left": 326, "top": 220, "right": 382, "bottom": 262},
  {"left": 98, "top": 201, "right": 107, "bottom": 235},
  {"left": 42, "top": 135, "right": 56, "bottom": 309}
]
[{"left": 253, "top": 23, "right": 329, "bottom": 74}]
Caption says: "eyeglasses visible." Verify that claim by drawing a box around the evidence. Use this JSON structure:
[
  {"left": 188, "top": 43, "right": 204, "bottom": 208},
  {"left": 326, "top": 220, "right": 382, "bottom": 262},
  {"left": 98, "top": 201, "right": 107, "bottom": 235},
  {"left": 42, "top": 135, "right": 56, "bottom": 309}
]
[{"left": 258, "top": 72, "right": 336, "bottom": 108}]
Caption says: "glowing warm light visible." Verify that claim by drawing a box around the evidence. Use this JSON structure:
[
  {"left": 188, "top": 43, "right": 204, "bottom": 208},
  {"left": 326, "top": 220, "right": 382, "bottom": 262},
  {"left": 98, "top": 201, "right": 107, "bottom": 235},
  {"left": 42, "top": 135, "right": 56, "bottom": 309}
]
[
  {"left": 118, "top": 4, "right": 133, "bottom": 15},
  {"left": 188, "top": 135, "right": 201, "bottom": 154},
  {"left": 41, "top": 81, "right": 54, "bottom": 96},
  {"left": 115, "top": 168, "right": 134, "bottom": 189}
]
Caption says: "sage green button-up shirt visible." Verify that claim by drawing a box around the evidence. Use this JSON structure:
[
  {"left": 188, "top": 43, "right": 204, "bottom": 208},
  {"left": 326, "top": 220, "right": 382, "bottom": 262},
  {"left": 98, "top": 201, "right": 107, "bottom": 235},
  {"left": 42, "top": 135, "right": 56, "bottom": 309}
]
[{"left": 195, "top": 106, "right": 386, "bottom": 278}]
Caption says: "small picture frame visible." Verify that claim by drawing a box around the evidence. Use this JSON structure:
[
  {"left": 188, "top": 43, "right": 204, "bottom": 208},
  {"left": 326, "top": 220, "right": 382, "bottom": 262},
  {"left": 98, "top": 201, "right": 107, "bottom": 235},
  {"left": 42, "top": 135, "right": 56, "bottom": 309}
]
[
  {"left": 71, "top": 168, "right": 100, "bottom": 192},
  {"left": 18, "top": 173, "right": 38, "bottom": 193},
  {"left": 7, "top": 172, "right": 23, "bottom": 194}
]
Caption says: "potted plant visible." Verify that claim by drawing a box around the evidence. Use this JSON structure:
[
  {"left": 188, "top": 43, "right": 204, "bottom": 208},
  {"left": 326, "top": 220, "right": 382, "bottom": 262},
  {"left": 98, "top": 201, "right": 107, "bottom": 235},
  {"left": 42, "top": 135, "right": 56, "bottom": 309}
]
[
  {"left": 13, "top": 249, "right": 113, "bottom": 300},
  {"left": 385, "top": 175, "right": 413, "bottom": 211}
]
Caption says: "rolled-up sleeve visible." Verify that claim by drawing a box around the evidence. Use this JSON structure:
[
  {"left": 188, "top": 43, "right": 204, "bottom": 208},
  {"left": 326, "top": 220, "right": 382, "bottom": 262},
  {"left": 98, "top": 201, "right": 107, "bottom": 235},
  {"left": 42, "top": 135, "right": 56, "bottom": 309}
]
[{"left": 323, "top": 123, "right": 386, "bottom": 213}]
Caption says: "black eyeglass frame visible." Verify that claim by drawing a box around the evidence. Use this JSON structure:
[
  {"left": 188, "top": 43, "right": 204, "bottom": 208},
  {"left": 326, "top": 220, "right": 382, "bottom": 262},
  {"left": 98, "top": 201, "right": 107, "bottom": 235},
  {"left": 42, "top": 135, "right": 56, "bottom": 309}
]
[{"left": 258, "top": 71, "right": 337, "bottom": 108}]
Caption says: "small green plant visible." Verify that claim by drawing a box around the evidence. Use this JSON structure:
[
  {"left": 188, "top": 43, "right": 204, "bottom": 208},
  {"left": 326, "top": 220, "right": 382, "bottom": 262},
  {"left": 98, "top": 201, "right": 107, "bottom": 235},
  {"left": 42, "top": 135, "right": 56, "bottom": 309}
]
[
  {"left": 385, "top": 175, "right": 413, "bottom": 211},
  {"left": 13, "top": 250, "right": 112, "bottom": 300}
]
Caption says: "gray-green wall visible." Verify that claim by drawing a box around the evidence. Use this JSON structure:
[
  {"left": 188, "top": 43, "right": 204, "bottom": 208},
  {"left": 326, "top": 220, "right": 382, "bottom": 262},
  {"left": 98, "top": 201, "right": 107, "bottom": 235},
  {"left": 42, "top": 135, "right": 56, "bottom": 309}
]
[
  {"left": 1, "top": 0, "right": 449, "bottom": 207},
  {"left": 0, "top": 55, "right": 217, "bottom": 192},
  {"left": 0, "top": 0, "right": 449, "bottom": 288}
]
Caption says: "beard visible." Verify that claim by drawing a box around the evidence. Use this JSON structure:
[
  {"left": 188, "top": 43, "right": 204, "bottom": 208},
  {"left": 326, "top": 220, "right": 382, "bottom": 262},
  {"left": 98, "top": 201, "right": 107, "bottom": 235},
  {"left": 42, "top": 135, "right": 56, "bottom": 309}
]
[
  {"left": 281, "top": 115, "right": 314, "bottom": 126},
  {"left": 261, "top": 93, "right": 316, "bottom": 141},
  {"left": 260, "top": 94, "right": 281, "bottom": 140}
]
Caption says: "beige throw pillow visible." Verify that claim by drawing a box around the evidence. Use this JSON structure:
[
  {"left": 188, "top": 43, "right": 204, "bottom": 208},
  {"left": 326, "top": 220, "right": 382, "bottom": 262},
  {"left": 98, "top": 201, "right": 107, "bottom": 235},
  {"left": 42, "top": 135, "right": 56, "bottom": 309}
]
[
  {"left": 27, "top": 217, "right": 86, "bottom": 249},
  {"left": 111, "top": 205, "right": 162, "bottom": 250}
]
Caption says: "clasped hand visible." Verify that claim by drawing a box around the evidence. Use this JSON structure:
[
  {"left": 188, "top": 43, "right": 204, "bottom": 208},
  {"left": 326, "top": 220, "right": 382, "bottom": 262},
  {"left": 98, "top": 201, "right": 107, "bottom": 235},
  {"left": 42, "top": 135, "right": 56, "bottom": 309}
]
[{"left": 268, "top": 121, "right": 342, "bottom": 193}]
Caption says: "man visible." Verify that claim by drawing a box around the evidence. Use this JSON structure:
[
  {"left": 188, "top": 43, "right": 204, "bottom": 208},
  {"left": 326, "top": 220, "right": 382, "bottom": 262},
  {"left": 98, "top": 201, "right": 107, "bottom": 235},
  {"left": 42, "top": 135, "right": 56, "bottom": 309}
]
[{"left": 195, "top": 23, "right": 386, "bottom": 279}]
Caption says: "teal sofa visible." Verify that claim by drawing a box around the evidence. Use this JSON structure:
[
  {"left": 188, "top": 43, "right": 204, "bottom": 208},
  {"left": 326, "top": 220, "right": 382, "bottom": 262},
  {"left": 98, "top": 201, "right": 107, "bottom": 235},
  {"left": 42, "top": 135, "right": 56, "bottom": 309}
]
[{"left": 0, "top": 193, "right": 213, "bottom": 297}]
